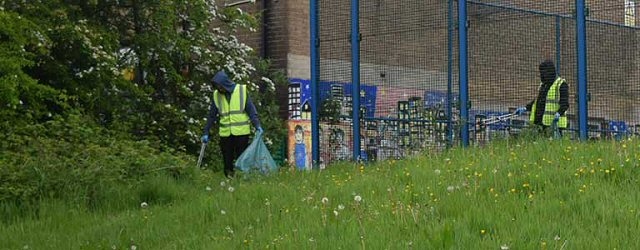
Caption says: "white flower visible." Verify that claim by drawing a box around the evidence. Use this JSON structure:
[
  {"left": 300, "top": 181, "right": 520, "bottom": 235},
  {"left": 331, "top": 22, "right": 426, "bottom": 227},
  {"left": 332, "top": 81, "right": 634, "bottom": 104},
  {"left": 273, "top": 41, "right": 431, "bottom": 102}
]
[
  {"left": 205, "top": 186, "right": 212, "bottom": 191},
  {"left": 434, "top": 169, "right": 441, "bottom": 175},
  {"left": 333, "top": 210, "right": 339, "bottom": 216},
  {"left": 554, "top": 235, "right": 561, "bottom": 241},
  {"left": 321, "top": 197, "right": 329, "bottom": 204},
  {"left": 140, "top": 202, "right": 148, "bottom": 208},
  {"left": 225, "top": 226, "right": 234, "bottom": 234},
  {"left": 228, "top": 186, "right": 235, "bottom": 192},
  {"left": 447, "top": 186, "right": 455, "bottom": 192},
  {"left": 354, "top": 195, "right": 362, "bottom": 202},
  {"left": 337, "top": 204, "right": 345, "bottom": 210},
  {"left": 220, "top": 210, "right": 226, "bottom": 215},
  {"left": 130, "top": 245, "right": 137, "bottom": 250},
  {"left": 220, "top": 181, "right": 226, "bottom": 187},
  {"left": 500, "top": 245, "right": 509, "bottom": 250}
]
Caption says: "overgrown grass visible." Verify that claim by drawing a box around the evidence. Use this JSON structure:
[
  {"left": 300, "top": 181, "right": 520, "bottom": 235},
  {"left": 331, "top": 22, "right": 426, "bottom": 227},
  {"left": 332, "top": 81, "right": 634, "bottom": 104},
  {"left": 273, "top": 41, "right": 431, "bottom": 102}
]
[{"left": 2, "top": 137, "right": 640, "bottom": 249}]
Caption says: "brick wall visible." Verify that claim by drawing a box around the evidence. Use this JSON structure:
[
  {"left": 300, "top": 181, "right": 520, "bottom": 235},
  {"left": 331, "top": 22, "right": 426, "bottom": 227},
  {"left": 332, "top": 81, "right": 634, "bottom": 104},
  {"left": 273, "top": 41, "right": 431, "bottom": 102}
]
[{"left": 234, "top": 0, "right": 640, "bottom": 123}]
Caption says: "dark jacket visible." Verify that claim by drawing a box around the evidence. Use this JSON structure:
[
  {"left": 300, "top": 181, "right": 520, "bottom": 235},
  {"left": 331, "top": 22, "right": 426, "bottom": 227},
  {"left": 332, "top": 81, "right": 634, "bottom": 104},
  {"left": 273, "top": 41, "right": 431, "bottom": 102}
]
[
  {"left": 203, "top": 71, "right": 261, "bottom": 135},
  {"left": 526, "top": 60, "right": 569, "bottom": 126}
]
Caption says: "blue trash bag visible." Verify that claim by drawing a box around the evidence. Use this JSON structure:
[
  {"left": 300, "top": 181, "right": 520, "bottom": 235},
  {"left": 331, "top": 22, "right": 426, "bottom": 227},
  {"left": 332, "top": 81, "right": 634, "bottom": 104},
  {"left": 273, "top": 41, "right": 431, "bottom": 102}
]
[{"left": 234, "top": 131, "right": 279, "bottom": 174}]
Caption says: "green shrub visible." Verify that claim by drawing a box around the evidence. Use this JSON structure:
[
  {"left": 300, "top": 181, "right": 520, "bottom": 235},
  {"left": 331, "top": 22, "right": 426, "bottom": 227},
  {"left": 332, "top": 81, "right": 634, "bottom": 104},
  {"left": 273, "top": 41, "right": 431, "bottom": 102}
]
[{"left": 0, "top": 114, "right": 194, "bottom": 221}]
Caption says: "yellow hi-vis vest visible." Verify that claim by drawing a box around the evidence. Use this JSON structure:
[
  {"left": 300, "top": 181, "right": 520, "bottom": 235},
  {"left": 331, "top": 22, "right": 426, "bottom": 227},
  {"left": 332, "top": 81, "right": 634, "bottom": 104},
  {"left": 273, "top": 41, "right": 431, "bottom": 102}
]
[
  {"left": 213, "top": 85, "right": 251, "bottom": 136},
  {"left": 529, "top": 77, "right": 568, "bottom": 128}
]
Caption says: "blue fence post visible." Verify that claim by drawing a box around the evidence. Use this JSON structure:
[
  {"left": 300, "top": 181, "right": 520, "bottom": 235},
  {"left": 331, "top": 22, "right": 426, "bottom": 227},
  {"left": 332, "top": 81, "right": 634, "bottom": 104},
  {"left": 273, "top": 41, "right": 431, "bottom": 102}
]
[
  {"left": 310, "top": 0, "right": 320, "bottom": 167},
  {"left": 351, "top": 0, "right": 361, "bottom": 160},
  {"left": 459, "top": 0, "right": 469, "bottom": 147},
  {"left": 576, "top": 0, "right": 588, "bottom": 141},
  {"left": 447, "top": 0, "right": 454, "bottom": 147},
  {"left": 556, "top": 16, "right": 562, "bottom": 76}
]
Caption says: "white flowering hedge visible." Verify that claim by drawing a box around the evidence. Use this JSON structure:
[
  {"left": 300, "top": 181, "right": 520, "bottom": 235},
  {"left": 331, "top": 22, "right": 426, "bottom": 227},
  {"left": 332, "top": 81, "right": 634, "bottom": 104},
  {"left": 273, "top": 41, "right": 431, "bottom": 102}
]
[{"left": 0, "top": 0, "right": 287, "bottom": 167}]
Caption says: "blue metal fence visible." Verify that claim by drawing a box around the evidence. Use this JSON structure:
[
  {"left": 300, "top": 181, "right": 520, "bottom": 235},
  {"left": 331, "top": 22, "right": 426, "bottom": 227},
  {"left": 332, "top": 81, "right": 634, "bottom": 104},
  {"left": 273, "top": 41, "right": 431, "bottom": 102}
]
[{"left": 310, "top": 0, "right": 640, "bottom": 165}]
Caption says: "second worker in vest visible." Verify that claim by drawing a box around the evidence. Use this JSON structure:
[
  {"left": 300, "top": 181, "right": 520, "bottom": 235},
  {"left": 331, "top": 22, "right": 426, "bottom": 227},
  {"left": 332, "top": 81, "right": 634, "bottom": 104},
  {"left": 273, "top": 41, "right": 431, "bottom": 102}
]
[
  {"left": 515, "top": 60, "right": 569, "bottom": 136},
  {"left": 201, "top": 71, "right": 263, "bottom": 178}
]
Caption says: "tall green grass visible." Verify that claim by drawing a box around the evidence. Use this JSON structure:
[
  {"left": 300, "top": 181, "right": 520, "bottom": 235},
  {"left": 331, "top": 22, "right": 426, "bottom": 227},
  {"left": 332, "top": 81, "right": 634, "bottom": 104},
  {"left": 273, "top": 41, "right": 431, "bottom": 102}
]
[{"left": 2, "top": 138, "right": 640, "bottom": 249}]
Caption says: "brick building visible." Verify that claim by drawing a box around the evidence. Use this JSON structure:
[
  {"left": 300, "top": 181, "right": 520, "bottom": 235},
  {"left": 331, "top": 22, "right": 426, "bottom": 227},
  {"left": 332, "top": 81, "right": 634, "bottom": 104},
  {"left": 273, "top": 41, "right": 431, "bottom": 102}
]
[{"left": 237, "top": 0, "right": 639, "bottom": 126}]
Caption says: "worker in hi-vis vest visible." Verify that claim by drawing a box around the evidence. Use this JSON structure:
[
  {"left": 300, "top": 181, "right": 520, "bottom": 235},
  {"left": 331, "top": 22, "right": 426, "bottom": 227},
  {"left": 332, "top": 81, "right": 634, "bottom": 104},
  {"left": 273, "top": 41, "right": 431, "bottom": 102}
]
[
  {"left": 201, "top": 71, "right": 263, "bottom": 178},
  {"left": 515, "top": 60, "right": 569, "bottom": 136}
]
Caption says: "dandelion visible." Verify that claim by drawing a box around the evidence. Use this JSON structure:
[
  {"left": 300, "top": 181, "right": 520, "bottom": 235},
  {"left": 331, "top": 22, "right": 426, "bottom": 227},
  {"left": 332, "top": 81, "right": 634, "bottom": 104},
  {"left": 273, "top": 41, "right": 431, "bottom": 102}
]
[
  {"left": 333, "top": 210, "right": 339, "bottom": 216},
  {"left": 228, "top": 186, "right": 235, "bottom": 192},
  {"left": 221, "top": 210, "right": 226, "bottom": 215},
  {"left": 220, "top": 181, "right": 226, "bottom": 187},
  {"left": 480, "top": 229, "right": 486, "bottom": 234},
  {"left": 321, "top": 197, "right": 329, "bottom": 204},
  {"left": 130, "top": 245, "right": 137, "bottom": 250},
  {"left": 140, "top": 202, "right": 148, "bottom": 209},
  {"left": 337, "top": 204, "right": 345, "bottom": 210},
  {"left": 500, "top": 245, "right": 509, "bottom": 250},
  {"left": 206, "top": 186, "right": 212, "bottom": 191},
  {"left": 354, "top": 195, "right": 362, "bottom": 202},
  {"left": 554, "top": 235, "right": 561, "bottom": 241}
]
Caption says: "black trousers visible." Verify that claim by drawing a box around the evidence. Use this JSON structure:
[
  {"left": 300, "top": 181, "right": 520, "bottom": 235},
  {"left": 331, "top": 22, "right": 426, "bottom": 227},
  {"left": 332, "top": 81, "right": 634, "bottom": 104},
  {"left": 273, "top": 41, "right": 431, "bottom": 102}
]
[{"left": 219, "top": 135, "right": 249, "bottom": 177}]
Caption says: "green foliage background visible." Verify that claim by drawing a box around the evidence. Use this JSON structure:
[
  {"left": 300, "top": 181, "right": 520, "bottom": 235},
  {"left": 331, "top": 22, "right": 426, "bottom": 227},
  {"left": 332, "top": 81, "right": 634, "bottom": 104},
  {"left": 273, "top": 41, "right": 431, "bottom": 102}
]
[{"left": 0, "top": 1, "right": 288, "bottom": 208}]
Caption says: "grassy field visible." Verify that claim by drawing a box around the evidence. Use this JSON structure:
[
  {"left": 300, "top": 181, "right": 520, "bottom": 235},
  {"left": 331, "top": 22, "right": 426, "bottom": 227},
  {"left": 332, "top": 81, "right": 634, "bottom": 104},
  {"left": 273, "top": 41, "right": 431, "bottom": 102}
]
[{"left": 2, "top": 138, "right": 640, "bottom": 249}]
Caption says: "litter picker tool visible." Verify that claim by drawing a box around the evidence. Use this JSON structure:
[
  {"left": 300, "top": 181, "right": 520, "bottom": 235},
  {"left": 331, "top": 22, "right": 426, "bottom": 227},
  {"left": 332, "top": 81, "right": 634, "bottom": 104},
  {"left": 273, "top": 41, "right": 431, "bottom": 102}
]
[
  {"left": 196, "top": 142, "right": 207, "bottom": 168},
  {"left": 551, "top": 120, "right": 561, "bottom": 139},
  {"left": 480, "top": 113, "right": 519, "bottom": 126},
  {"left": 475, "top": 112, "right": 519, "bottom": 145}
]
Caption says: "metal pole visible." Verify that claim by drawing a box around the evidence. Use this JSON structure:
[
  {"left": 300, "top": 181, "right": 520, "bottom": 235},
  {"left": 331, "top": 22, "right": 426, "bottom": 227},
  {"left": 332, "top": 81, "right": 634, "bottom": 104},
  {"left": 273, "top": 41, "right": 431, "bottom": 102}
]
[
  {"left": 447, "top": 0, "right": 454, "bottom": 147},
  {"left": 310, "top": 0, "right": 320, "bottom": 166},
  {"left": 351, "top": 0, "right": 361, "bottom": 160},
  {"left": 556, "top": 16, "right": 561, "bottom": 76},
  {"left": 459, "top": 0, "right": 469, "bottom": 147},
  {"left": 576, "top": 0, "right": 588, "bottom": 141}
]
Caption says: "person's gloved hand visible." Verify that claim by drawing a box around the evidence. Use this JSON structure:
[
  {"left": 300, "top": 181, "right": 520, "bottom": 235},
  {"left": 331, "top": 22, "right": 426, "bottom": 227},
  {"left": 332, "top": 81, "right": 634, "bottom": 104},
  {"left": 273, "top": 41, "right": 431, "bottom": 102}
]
[
  {"left": 515, "top": 107, "right": 526, "bottom": 115},
  {"left": 256, "top": 127, "right": 264, "bottom": 134},
  {"left": 201, "top": 134, "right": 209, "bottom": 143},
  {"left": 553, "top": 112, "right": 561, "bottom": 122}
]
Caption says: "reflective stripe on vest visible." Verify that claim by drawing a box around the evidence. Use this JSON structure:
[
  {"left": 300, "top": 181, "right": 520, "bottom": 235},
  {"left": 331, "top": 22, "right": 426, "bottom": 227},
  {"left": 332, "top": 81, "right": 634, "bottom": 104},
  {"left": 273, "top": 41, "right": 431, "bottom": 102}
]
[
  {"left": 213, "top": 85, "right": 251, "bottom": 136},
  {"left": 529, "top": 77, "right": 568, "bottom": 128}
]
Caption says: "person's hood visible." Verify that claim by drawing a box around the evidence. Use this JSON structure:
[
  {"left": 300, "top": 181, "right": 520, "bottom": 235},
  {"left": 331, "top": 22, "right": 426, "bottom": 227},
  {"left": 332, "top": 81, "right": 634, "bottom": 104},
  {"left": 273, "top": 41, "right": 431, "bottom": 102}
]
[
  {"left": 539, "top": 60, "right": 556, "bottom": 85},
  {"left": 211, "top": 71, "right": 236, "bottom": 93}
]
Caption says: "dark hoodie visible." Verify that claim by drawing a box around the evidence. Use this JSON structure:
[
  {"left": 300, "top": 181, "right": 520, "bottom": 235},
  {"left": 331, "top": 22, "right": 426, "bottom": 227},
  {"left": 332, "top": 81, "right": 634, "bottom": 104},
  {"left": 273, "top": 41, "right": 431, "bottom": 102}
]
[
  {"left": 525, "top": 60, "right": 569, "bottom": 125},
  {"left": 203, "top": 71, "right": 261, "bottom": 135}
]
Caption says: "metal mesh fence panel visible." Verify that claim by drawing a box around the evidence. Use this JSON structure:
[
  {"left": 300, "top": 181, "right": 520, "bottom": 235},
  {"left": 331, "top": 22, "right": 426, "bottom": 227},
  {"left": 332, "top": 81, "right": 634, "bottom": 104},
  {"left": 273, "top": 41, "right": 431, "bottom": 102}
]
[
  {"left": 318, "top": 0, "right": 353, "bottom": 165},
  {"left": 314, "top": 0, "right": 640, "bottom": 165},
  {"left": 318, "top": 0, "right": 454, "bottom": 164},
  {"left": 467, "top": 0, "right": 640, "bottom": 143},
  {"left": 466, "top": 1, "right": 577, "bottom": 144},
  {"left": 585, "top": 2, "right": 640, "bottom": 140},
  {"left": 359, "top": 1, "right": 455, "bottom": 160}
]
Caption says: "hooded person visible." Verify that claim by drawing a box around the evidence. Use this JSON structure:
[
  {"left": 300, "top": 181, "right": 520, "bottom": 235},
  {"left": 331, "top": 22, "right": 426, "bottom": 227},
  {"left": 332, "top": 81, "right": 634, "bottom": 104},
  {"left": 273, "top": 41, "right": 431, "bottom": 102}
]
[
  {"left": 515, "top": 60, "right": 569, "bottom": 135},
  {"left": 201, "top": 70, "right": 263, "bottom": 178}
]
